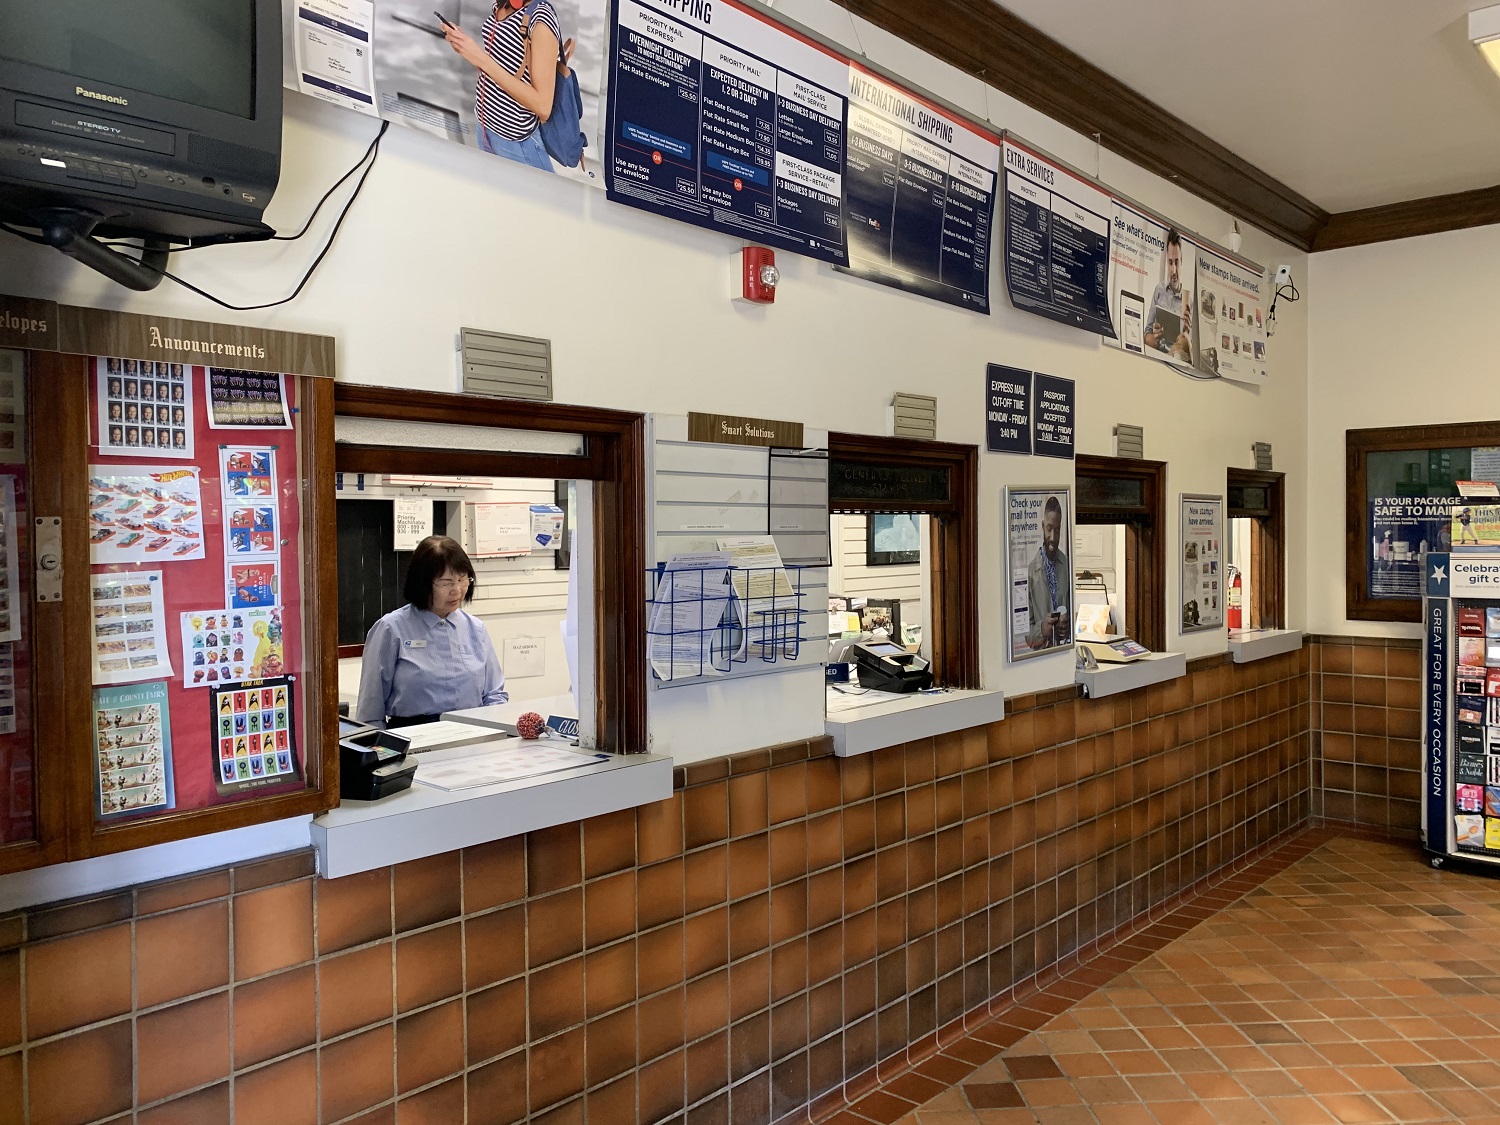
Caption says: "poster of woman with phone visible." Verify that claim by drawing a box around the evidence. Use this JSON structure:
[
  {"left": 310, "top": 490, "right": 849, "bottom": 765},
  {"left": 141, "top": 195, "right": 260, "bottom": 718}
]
[{"left": 440, "top": 0, "right": 575, "bottom": 172}]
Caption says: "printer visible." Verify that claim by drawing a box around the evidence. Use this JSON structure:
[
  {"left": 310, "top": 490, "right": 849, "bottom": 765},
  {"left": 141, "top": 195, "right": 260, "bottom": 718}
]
[
  {"left": 851, "top": 640, "right": 933, "bottom": 693},
  {"left": 337, "top": 718, "right": 418, "bottom": 801}
]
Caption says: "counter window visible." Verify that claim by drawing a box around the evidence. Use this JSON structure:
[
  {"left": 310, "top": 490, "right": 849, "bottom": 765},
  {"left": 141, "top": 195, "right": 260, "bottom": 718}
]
[
  {"left": 1075, "top": 455, "right": 1167, "bottom": 653},
  {"left": 829, "top": 512, "right": 928, "bottom": 653},
  {"left": 827, "top": 434, "right": 977, "bottom": 693},
  {"left": 1227, "top": 468, "right": 1285, "bottom": 630},
  {"left": 335, "top": 473, "right": 575, "bottom": 729},
  {"left": 333, "top": 385, "right": 646, "bottom": 756}
]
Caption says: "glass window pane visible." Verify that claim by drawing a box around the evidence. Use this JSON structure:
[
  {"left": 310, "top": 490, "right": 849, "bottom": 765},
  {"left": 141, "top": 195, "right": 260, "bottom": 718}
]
[
  {"left": 1077, "top": 476, "right": 1143, "bottom": 509},
  {"left": 88, "top": 358, "right": 313, "bottom": 823},
  {"left": 0, "top": 349, "right": 34, "bottom": 845}
]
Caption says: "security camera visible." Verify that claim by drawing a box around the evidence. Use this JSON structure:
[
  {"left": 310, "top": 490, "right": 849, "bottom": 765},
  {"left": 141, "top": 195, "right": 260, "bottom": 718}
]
[{"left": 1274, "top": 265, "right": 1293, "bottom": 287}]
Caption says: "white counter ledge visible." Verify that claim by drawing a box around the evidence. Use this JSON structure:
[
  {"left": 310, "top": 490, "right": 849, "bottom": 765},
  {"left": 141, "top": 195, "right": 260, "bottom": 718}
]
[
  {"left": 1074, "top": 651, "right": 1187, "bottom": 699},
  {"left": 1228, "top": 629, "right": 1305, "bottom": 664},
  {"left": 824, "top": 687, "right": 1005, "bottom": 758},
  {"left": 312, "top": 745, "right": 672, "bottom": 879}
]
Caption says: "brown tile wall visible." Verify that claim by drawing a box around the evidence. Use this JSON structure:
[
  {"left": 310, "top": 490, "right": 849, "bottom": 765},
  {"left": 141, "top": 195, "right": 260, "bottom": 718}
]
[
  {"left": 0, "top": 650, "right": 1309, "bottom": 1125},
  {"left": 1308, "top": 636, "right": 1422, "bottom": 837}
]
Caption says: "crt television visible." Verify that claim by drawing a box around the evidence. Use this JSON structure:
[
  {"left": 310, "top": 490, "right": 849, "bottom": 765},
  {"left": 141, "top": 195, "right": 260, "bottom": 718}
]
[{"left": 0, "top": 0, "right": 283, "bottom": 247}]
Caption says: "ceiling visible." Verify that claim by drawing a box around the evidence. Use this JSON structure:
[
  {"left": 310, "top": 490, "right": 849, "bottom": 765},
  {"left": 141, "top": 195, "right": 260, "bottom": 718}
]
[{"left": 993, "top": 0, "right": 1500, "bottom": 213}]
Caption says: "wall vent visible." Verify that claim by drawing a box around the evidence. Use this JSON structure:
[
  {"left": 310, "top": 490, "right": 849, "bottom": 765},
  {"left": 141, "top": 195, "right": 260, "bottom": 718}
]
[
  {"left": 890, "top": 392, "right": 937, "bottom": 439},
  {"left": 1252, "top": 441, "right": 1273, "bottom": 471},
  {"left": 460, "top": 328, "right": 553, "bottom": 402},
  {"left": 1113, "top": 424, "right": 1144, "bottom": 459}
]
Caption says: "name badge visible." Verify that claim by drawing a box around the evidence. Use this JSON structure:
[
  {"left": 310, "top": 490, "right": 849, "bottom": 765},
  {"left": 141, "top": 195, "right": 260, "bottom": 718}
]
[{"left": 404, "top": 639, "right": 428, "bottom": 649}]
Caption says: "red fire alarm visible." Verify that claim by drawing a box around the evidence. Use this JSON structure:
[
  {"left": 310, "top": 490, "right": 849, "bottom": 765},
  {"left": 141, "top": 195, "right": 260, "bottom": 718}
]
[{"left": 734, "top": 245, "right": 779, "bottom": 304}]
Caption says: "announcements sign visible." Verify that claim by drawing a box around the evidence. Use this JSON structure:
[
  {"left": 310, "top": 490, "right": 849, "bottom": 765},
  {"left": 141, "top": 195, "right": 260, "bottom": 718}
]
[
  {"left": 606, "top": 0, "right": 849, "bottom": 265},
  {"left": 1000, "top": 138, "right": 1115, "bottom": 337},
  {"left": 843, "top": 66, "right": 997, "bottom": 312}
]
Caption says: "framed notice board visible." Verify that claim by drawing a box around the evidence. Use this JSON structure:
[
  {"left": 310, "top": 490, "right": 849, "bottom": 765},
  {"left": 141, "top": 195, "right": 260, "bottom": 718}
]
[{"left": 1348, "top": 422, "right": 1500, "bottom": 622}]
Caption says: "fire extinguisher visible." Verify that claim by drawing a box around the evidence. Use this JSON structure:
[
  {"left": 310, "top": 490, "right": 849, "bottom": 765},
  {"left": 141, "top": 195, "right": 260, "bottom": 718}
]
[{"left": 1227, "top": 566, "right": 1243, "bottom": 629}]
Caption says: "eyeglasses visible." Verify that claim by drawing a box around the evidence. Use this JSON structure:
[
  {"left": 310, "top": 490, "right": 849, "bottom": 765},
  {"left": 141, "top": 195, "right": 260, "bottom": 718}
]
[{"left": 434, "top": 577, "right": 473, "bottom": 592}]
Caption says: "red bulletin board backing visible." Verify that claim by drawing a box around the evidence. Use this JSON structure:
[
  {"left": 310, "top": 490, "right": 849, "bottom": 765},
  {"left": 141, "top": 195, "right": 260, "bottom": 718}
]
[{"left": 88, "top": 363, "right": 307, "bottom": 815}]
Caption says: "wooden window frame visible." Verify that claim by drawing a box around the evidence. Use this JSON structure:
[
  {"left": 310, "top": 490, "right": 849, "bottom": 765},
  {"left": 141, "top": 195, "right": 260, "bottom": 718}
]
[
  {"left": 1346, "top": 422, "right": 1500, "bottom": 624},
  {"left": 333, "top": 385, "right": 647, "bottom": 756},
  {"left": 1075, "top": 455, "right": 1167, "bottom": 654},
  {"left": 1227, "top": 467, "right": 1286, "bottom": 630},
  {"left": 827, "top": 433, "right": 978, "bottom": 689},
  {"left": 1, "top": 351, "right": 341, "bottom": 875}
]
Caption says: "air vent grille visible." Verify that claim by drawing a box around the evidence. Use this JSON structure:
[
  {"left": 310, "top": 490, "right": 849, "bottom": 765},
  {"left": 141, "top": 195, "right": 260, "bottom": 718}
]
[
  {"left": 460, "top": 328, "right": 553, "bottom": 402},
  {"left": 1113, "top": 424, "right": 1144, "bottom": 459},
  {"left": 891, "top": 392, "right": 936, "bottom": 439}
]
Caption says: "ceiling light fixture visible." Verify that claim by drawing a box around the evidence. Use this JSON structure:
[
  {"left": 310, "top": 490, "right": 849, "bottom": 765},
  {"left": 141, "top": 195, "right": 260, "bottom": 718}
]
[{"left": 1470, "top": 5, "right": 1500, "bottom": 78}]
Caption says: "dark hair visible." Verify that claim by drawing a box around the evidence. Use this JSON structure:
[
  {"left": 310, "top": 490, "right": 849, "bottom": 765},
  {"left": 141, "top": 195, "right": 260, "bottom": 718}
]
[
  {"left": 1044, "top": 496, "right": 1063, "bottom": 520},
  {"left": 403, "top": 535, "right": 477, "bottom": 608},
  {"left": 1166, "top": 229, "right": 1182, "bottom": 250}
]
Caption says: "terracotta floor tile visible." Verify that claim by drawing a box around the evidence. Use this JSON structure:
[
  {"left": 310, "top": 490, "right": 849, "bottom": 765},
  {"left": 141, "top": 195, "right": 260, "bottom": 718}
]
[{"left": 797, "top": 836, "right": 1500, "bottom": 1125}]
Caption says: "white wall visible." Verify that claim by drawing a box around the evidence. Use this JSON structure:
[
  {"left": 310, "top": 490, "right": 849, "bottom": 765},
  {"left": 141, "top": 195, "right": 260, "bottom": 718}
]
[
  {"left": 0, "top": 0, "right": 1311, "bottom": 704},
  {"left": 1307, "top": 226, "right": 1500, "bottom": 639}
]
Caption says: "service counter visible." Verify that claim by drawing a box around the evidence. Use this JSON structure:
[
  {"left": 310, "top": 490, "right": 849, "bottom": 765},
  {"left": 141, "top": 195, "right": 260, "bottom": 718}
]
[
  {"left": 1074, "top": 651, "right": 1188, "bottom": 698},
  {"left": 824, "top": 686, "right": 1005, "bottom": 757},
  {"left": 313, "top": 693, "right": 672, "bottom": 878},
  {"left": 1228, "top": 628, "right": 1305, "bottom": 663}
]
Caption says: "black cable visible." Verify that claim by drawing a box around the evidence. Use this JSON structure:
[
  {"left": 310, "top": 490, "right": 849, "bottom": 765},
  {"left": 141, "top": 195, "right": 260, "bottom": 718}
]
[
  {"left": 0, "top": 219, "right": 46, "bottom": 245},
  {"left": 1266, "top": 276, "right": 1300, "bottom": 338},
  {"left": 156, "top": 120, "right": 389, "bottom": 311},
  {"left": 274, "top": 120, "right": 389, "bottom": 241}
]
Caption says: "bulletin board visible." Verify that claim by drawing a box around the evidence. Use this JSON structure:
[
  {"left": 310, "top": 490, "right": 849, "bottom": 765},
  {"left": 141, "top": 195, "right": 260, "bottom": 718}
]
[{"left": 88, "top": 360, "right": 308, "bottom": 819}]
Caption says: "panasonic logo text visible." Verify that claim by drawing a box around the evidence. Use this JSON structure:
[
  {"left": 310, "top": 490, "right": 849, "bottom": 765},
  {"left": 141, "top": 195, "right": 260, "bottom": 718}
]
[{"left": 76, "top": 87, "right": 128, "bottom": 106}]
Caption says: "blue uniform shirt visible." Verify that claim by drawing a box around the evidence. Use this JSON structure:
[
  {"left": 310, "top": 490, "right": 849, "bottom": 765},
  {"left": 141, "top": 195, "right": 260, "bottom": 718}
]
[{"left": 355, "top": 604, "right": 508, "bottom": 724}]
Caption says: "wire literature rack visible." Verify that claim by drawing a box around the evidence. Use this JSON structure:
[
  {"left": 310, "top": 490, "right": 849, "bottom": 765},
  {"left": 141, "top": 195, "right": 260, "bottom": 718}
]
[{"left": 645, "top": 563, "right": 812, "bottom": 684}]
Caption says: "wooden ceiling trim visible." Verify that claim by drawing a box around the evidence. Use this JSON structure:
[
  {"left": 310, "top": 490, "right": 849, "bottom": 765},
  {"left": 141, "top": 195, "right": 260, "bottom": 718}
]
[
  {"left": 839, "top": 0, "right": 1330, "bottom": 251},
  {"left": 1313, "top": 184, "right": 1500, "bottom": 252}
]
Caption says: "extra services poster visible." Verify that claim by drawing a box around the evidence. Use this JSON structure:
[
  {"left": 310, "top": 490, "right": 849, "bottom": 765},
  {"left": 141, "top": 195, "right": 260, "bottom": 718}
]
[{"left": 1000, "top": 137, "right": 1115, "bottom": 338}]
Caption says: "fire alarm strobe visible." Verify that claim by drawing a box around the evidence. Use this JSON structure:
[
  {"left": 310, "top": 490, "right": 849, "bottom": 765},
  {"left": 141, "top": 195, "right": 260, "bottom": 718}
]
[{"left": 734, "top": 245, "right": 779, "bottom": 304}]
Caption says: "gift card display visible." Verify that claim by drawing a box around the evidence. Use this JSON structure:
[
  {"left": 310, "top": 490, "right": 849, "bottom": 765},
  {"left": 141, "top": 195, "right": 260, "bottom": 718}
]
[{"left": 1457, "top": 814, "right": 1485, "bottom": 850}]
